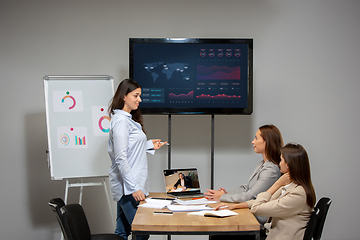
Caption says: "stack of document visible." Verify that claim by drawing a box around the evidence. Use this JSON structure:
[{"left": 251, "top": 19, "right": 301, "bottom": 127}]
[
  {"left": 173, "top": 198, "right": 217, "bottom": 205},
  {"left": 139, "top": 197, "right": 218, "bottom": 212},
  {"left": 139, "top": 198, "right": 174, "bottom": 209}
]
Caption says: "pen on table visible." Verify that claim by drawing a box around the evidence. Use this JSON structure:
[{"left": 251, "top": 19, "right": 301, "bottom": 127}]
[
  {"left": 212, "top": 205, "right": 228, "bottom": 210},
  {"left": 153, "top": 211, "right": 173, "bottom": 215},
  {"left": 219, "top": 205, "right": 228, "bottom": 209},
  {"left": 150, "top": 197, "right": 175, "bottom": 200}
]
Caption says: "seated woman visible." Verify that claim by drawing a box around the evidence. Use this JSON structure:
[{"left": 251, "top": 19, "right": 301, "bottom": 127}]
[
  {"left": 216, "top": 143, "right": 316, "bottom": 240},
  {"left": 173, "top": 173, "right": 192, "bottom": 191},
  {"left": 205, "top": 124, "right": 283, "bottom": 225}
]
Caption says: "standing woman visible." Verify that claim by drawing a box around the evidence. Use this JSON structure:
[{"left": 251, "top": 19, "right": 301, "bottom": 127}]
[{"left": 108, "top": 79, "right": 166, "bottom": 239}]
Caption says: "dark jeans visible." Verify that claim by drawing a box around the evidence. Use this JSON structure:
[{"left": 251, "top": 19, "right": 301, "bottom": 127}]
[{"left": 115, "top": 195, "right": 149, "bottom": 240}]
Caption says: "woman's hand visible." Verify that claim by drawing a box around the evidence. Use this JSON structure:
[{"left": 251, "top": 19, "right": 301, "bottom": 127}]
[
  {"left": 276, "top": 172, "right": 291, "bottom": 187},
  {"left": 213, "top": 202, "right": 248, "bottom": 211},
  {"left": 132, "top": 190, "right": 146, "bottom": 202},
  {"left": 266, "top": 172, "right": 292, "bottom": 195},
  {"left": 204, "top": 189, "right": 226, "bottom": 201},
  {"left": 152, "top": 139, "right": 167, "bottom": 150},
  {"left": 218, "top": 187, "right": 228, "bottom": 194},
  {"left": 213, "top": 203, "right": 230, "bottom": 211}
]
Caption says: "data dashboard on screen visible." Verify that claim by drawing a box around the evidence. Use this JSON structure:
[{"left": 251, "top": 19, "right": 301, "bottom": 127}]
[{"left": 129, "top": 38, "right": 253, "bottom": 115}]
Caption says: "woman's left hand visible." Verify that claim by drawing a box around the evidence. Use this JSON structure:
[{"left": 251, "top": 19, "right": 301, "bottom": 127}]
[
  {"left": 213, "top": 203, "right": 229, "bottom": 211},
  {"left": 277, "top": 172, "right": 291, "bottom": 187},
  {"left": 152, "top": 139, "right": 167, "bottom": 150},
  {"left": 204, "top": 189, "right": 225, "bottom": 201},
  {"left": 266, "top": 172, "right": 291, "bottom": 195}
]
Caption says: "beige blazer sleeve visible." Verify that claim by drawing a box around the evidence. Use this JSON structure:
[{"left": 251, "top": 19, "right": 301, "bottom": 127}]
[
  {"left": 249, "top": 184, "right": 312, "bottom": 240},
  {"left": 250, "top": 184, "right": 307, "bottom": 217}
]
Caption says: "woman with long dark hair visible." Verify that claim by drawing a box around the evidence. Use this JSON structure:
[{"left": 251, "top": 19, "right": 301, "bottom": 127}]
[
  {"left": 108, "top": 79, "right": 167, "bottom": 239},
  {"left": 205, "top": 125, "right": 283, "bottom": 210},
  {"left": 217, "top": 143, "right": 316, "bottom": 240}
]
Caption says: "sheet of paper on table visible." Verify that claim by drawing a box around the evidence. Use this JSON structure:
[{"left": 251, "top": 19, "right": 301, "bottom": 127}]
[
  {"left": 166, "top": 204, "right": 212, "bottom": 212},
  {"left": 139, "top": 198, "right": 174, "bottom": 209},
  {"left": 187, "top": 209, "right": 238, "bottom": 217},
  {"left": 173, "top": 198, "right": 217, "bottom": 205}
]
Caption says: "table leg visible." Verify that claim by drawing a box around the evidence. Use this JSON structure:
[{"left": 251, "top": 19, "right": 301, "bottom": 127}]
[{"left": 255, "top": 231, "right": 260, "bottom": 240}]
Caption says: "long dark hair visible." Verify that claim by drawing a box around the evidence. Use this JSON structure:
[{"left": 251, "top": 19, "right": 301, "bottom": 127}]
[
  {"left": 281, "top": 143, "right": 316, "bottom": 208},
  {"left": 108, "top": 79, "right": 145, "bottom": 132},
  {"left": 259, "top": 125, "right": 283, "bottom": 165}
]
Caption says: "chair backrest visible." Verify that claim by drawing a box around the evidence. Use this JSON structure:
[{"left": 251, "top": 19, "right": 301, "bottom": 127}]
[
  {"left": 313, "top": 197, "right": 332, "bottom": 240},
  {"left": 48, "top": 198, "right": 73, "bottom": 240},
  {"left": 49, "top": 198, "right": 66, "bottom": 212},
  {"left": 303, "top": 207, "right": 320, "bottom": 240},
  {"left": 62, "top": 203, "right": 92, "bottom": 240}
]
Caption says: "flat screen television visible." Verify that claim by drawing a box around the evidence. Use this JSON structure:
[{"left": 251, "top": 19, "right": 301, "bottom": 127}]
[{"left": 129, "top": 38, "right": 253, "bottom": 115}]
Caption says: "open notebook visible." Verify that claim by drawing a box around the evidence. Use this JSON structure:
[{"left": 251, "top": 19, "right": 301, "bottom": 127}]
[{"left": 163, "top": 168, "right": 204, "bottom": 198}]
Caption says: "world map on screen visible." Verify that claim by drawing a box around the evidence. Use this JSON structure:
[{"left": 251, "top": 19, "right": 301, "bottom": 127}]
[{"left": 144, "top": 62, "right": 190, "bottom": 82}]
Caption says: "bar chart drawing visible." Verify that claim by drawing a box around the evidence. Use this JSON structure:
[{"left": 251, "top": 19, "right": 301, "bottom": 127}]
[{"left": 57, "top": 126, "right": 88, "bottom": 148}]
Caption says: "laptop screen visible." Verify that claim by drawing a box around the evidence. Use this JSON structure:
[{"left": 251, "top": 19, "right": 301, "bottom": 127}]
[{"left": 163, "top": 168, "right": 201, "bottom": 194}]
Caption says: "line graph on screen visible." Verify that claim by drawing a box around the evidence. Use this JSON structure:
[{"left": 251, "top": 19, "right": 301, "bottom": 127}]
[{"left": 197, "top": 65, "right": 240, "bottom": 80}]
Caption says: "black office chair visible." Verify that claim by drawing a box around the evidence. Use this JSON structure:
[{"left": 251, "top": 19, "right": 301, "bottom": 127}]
[
  {"left": 303, "top": 207, "right": 320, "bottom": 240},
  {"left": 61, "top": 203, "right": 125, "bottom": 240},
  {"left": 303, "top": 197, "right": 332, "bottom": 240},
  {"left": 49, "top": 198, "right": 73, "bottom": 240},
  {"left": 312, "top": 197, "right": 332, "bottom": 240}
]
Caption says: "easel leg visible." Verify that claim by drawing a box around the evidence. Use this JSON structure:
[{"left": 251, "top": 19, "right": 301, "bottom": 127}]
[
  {"left": 102, "top": 177, "right": 116, "bottom": 228},
  {"left": 79, "top": 179, "right": 84, "bottom": 204},
  {"left": 61, "top": 180, "right": 70, "bottom": 240},
  {"left": 64, "top": 179, "right": 69, "bottom": 204}
]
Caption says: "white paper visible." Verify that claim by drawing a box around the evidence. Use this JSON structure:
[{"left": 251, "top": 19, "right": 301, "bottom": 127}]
[
  {"left": 138, "top": 198, "right": 174, "bottom": 209},
  {"left": 166, "top": 204, "right": 211, "bottom": 212},
  {"left": 174, "top": 198, "right": 217, "bottom": 205},
  {"left": 187, "top": 210, "right": 238, "bottom": 217}
]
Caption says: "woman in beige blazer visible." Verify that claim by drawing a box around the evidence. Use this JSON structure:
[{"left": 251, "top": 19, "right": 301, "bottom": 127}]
[{"left": 216, "top": 143, "right": 316, "bottom": 240}]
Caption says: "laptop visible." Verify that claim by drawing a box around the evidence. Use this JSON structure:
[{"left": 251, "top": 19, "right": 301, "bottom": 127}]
[{"left": 163, "top": 168, "right": 204, "bottom": 198}]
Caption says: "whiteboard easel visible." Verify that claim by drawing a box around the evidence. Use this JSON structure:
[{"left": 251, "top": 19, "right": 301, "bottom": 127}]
[
  {"left": 44, "top": 75, "right": 114, "bottom": 179},
  {"left": 44, "top": 75, "right": 116, "bottom": 239}
]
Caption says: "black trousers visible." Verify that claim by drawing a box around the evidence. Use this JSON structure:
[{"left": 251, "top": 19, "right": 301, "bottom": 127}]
[{"left": 209, "top": 229, "right": 267, "bottom": 240}]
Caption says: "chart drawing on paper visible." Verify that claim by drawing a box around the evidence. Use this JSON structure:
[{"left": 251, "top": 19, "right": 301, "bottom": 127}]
[
  {"left": 53, "top": 90, "right": 84, "bottom": 112},
  {"left": 59, "top": 133, "right": 70, "bottom": 146},
  {"left": 92, "top": 106, "right": 110, "bottom": 136},
  {"left": 57, "top": 126, "right": 88, "bottom": 148}
]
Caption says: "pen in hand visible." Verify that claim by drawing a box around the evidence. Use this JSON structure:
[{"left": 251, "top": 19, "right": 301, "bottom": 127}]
[{"left": 213, "top": 204, "right": 229, "bottom": 211}]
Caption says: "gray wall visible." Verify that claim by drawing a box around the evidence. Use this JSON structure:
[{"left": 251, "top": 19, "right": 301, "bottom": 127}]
[{"left": 1, "top": 0, "right": 359, "bottom": 239}]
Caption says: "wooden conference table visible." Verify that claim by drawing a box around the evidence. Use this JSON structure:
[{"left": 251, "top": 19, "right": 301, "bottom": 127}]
[{"left": 132, "top": 193, "right": 260, "bottom": 239}]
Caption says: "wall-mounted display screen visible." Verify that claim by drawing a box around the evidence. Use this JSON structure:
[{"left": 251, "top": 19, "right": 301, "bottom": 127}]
[{"left": 129, "top": 38, "right": 253, "bottom": 115}]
